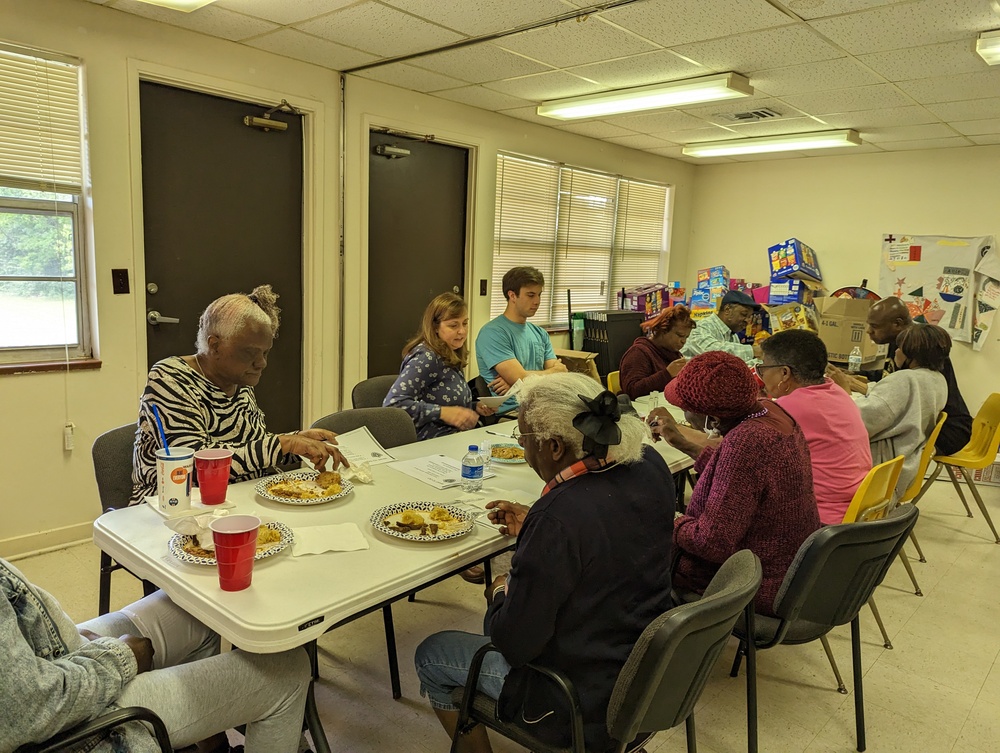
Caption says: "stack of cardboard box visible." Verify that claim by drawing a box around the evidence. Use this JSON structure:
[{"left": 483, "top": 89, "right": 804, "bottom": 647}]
[{"left": 691, "top": 265, "right": 730, "bottom": 322}]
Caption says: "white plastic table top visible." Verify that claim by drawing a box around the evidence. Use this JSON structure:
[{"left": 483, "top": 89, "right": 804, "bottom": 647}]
[{"left": 93, "top": 425, "right": 691, "bottom": 654}]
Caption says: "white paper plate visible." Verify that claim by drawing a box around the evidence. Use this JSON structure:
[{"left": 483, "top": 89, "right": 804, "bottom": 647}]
[
  {"left": 255, "top": 470, "right": 354, "bottom": 506},
  {"left": 489, "top": 442, "right": 526, "bottom": 464},
  {"left": 476, "top": 395, "right": 508, "bottom": 409},
  {"left": 370, "top": 502, "right": 474, "bottom": 542},
  {"left": 167, "top": 521, "right": 294, "bottom": 565}
]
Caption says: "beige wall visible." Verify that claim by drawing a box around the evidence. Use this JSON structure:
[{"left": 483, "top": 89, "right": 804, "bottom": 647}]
[
  {"left": 0, "top": 0, "right": 695, "bottom": 556},
  {"left": 683, "top": 145, "right": 1000, "bottom": 414},
  {"left": 341, "top": 75, "right": 696, "bottom": 403}
]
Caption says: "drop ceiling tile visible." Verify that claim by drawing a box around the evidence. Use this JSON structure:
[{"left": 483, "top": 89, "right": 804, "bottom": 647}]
[
  {"left": 296, "top": 1, "right": 464, "bottom": 58},
  {"left": 556, "top": 121, "right": 639, "bottom": 139},
  {"left": 434, "top": 86, "right": 533, "bottom": 111},
  {"left": 861, "top": 123, "right": 958, "bottom": 143},
  {"left": 681, "top": 97, "right": 802, "bottom": 124},
  {"left": 672, "top": 25, "right": 842, "bottom": 74},
  {"left": 772, "top": 0, "right": 907, "bottom": 21},
  {"left": 413, "top": 44, "right": 552, "bottom": 84},
  {"left": 498, "top": 105, "right": 565, "bottom": 125},
  {"left": 724, "top": 116, "right": 825, "bottom": 137},
  {"left": 782, "top": 84, "right": 916, "bottom": 115},
  {"left": 857, "top": 40, "right": 989, "bottom": 82},
  {"left": 246, "top": 29, "right": 377, "bottom": 70},
  {"left": 496, "top": 17, "right": 657, "bottom": 69},
  {"left": 952, "top": 118, "right": 1000, "bottom": 136},
  {"left": 111, "top": 0, "right": 278, "bottom": 41},
  {"left": 214, "top": 0, "right": 355, "bottom": 25},
  {"left": 969, "top": 134, "right": 1000, "bottom": 145},
  {"left": 383, "top": 0, "right": 571, "bottom": 36},
  {"left": 602, "top": 0, "right": 793, "bottom": 48},
  {"left": 810, "top": 0, "right": 1000, "bottom": 55},
  {"left": 877, "top": 136, "right": 974, "bottom": 151},
  {"left": 666, "top": 126, "right": 742, "bottom": 144},
  {"left": 896, "top": 70, "right": 1000, "bottom": 105},
  {"left": 751, "top": 57, "right": 885, "bottom": 96},
  {"left": 817, "top": 105, "right": 940, "bottom": 129},
  {"left": 603, "top": 134, "right": 674, "bottom": 149},
  {"left": 484, "top": 70, "right": 604, "bottom": 101},
  {"left": 569, "top": 50, "right": 711, "bottom": 89},
  {"left": 610, "top": 110, "right": 710, "bottom": 133},
  {"left": 925, "top": 98, "right": 1000, "bottom": 121},
  {"left": 355, "top": 63, "right": 469, "bottom": 92}
]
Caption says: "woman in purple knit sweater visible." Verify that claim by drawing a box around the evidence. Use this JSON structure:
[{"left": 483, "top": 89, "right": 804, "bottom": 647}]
[
  {"left": 647, "top": 351, "right": 820, "bottom": 616},
  {"left": 618, "top": 305, "right": 694, "bottom": 399}
]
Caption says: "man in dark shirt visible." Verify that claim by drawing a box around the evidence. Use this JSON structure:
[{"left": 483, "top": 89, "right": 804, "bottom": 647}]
[{"left": 856, "top": 297, "right": 972, "bottom": 455}]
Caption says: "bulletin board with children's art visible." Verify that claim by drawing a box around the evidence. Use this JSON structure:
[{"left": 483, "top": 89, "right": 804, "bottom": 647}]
[{"left": 878, "top": 234, "right": 999, "bottom": 351}]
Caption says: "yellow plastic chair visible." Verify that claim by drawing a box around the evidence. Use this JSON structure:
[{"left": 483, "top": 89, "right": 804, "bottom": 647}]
[
  {"left": 841, "top": 455, "right": 909, "bottom": 649},
  {"left": 607, "top": 370, "right": 621, "bottom": 394},
  {"left": 897, "top": 412, "right": 948, "bottom": 563},
  {"left": 927, "top": 393, "right": 1000, "bottom": 544}
]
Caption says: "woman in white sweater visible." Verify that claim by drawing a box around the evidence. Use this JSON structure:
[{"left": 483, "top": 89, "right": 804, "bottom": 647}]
[{"left": 847, "top": 323, "right": 949, "bottom": 496}]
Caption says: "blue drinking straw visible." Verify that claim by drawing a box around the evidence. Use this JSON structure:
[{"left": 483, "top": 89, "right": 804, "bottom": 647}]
[{"left": 151, "top": 404, "right": 170, "bottom": 456}]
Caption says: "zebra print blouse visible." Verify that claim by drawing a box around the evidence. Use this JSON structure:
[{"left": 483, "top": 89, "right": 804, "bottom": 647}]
[{"left": 130, "top": 356, "right": 289, "bottom": 503}]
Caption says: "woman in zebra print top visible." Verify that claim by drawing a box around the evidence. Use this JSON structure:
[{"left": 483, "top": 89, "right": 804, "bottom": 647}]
[{"left": 131, "top": 285, "right": 346, "bottom": 503}]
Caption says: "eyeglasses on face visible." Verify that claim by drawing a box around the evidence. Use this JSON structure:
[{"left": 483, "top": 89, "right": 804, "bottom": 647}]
[
  {"left": 754, "top": 363, "right": 790, "bottom": 378},
  {"left": 511, "top": 425, "right": 537, "bottom": 447}
]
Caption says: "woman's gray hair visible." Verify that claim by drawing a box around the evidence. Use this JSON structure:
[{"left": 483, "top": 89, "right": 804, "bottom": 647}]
[
  {"left": 195, "top": 284, "right": 281, "bottom": 353},
  {"left": 519, "top": 372, "right": 649, "bottom": 464}
]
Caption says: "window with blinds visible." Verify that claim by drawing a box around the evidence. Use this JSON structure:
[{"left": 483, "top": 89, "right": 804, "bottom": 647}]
[
  {"left": 0, "top": 44, "right": 90, "bottom": 363},
  {"left": 491, "top": 153, "right": 670, "bottom": 328}
]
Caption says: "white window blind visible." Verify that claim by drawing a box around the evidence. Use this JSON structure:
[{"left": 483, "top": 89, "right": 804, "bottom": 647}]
[
  {"left": 491, "top": 153, "right": 669, "bottom": 328},
  {"left": 0, "top": 44, "right": 83, "bottom": 194}
]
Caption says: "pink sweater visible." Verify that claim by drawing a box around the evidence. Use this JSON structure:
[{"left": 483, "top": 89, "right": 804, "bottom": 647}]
[
  {"left": 777, "top": 380, "right": 872, "bottom": 525},
  {"left": 673, "top": 402, "right": 821, "bottom": 616}
]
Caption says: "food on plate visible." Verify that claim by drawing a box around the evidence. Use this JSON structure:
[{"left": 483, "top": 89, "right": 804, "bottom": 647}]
[
  {"left": 182, "top": 526, "right": 283, "bottom": 559},
  {"left": 383, "top": 506, "right": 462, "bottom": 537},
  {"left": 491, "top": 445, "right": 524, "bottom": 460},
  {"left": 267, "top": 473, "right": 342, "bottom": 499}
]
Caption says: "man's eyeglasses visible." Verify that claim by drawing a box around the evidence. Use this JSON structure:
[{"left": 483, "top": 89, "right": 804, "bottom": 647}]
[
  {"left": 511, "top": 425, "right": 536, "bottom": 447},
  {"left": 754, "top": 363, "right": 790, "bottom": 378}
]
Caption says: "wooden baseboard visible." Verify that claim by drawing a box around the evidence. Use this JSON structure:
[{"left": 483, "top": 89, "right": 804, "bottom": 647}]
[{"left": 1, "top": 523, "right": 92, "bottom": 561}]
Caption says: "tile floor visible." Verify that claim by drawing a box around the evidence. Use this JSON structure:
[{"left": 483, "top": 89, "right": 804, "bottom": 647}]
[{"left": 13, "top": 479, "right": 1000, "bottom": 752}]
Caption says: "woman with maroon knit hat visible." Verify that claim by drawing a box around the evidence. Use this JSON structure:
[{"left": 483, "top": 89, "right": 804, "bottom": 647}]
[
  {"left": 617, "top": 305, "right": 695, "bottom": 399},
  {"left": 648, "top": 351, "right": 820, "bottom": 616}
]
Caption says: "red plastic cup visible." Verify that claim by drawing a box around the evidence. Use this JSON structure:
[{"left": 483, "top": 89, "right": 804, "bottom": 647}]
[
  {"left": 195, "top": 449, "right": 234, "bottom": 505},
  {"left": 209, "top": 515, "right": 260, "bottom": 591}
]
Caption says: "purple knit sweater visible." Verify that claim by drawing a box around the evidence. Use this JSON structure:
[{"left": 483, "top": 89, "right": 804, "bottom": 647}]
[
  {"left": 618, "top": 336, "right": 683, "bottom": 400},
  {"left": 673, "top": 402, "right": 821, "bottom": 616}
]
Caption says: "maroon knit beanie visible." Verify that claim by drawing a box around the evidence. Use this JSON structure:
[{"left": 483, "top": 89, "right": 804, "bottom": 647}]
[{"left": 663, "top": 351, "right": 759, "bottom": 418}]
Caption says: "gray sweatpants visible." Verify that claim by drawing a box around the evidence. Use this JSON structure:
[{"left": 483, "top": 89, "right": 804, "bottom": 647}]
[{"left": 79, "top": 591, "right": 310, "bottom": 753}]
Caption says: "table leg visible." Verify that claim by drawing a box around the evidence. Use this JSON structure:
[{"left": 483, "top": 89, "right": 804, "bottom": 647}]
[
  {"left": 382, "top": 605, "right": 402, "bottom": 699},
  {"left": 305, "top": 675, "right": 331, "bottom": 753},
  {"left": 483, "top": 558, "right": 492, "bottom": 585}
]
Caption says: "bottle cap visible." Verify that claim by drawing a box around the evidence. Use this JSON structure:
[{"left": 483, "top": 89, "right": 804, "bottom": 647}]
[{"left": 469, "top": 445, "right": 478, "bottom": 451}]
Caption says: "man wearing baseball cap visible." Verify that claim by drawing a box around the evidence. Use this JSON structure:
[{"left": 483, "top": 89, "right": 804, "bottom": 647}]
[{"left": 682, "top": 290, "right": 762, "bottom": 365}]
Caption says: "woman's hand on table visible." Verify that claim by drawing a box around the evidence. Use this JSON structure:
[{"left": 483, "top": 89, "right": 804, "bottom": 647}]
[
  {"left": 489, "top": 376, "right": 511, "bottom": 396},
  {"left": 475, "top": 403, "right": 497, "bottom": 417},
  {"left": 440, "top": 406, "right": 480, "bottom": 430},
  {"left": 279, "top": 432, "right": 349, "bottom": 470},
  {"left": 486, "top": 500, "right": 529, "bottom": 537},
  {"left": 666, "top": 357, "right": 689, "bottom": 377},
  {"left": 646, "top": 407, "right": 680, "bottom": 443}
]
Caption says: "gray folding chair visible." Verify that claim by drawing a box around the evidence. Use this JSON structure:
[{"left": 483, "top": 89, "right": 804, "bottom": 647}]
[
  {"left": 351, "top": 374, "right": 399, "bottom": 409},
  {"left": 15, "top": 707, "right": 172, "bottom": 753},
  {"left": 311, "top": 406, "right": 417, "bottom": 450},
  {"left": 92, "top": 423, "right": 156, "bottom": 615},
  {"left": 451, "top": 550, "right": 763, "bottom": 753},
  {"left": 730, "top": 505, "right": 919, "bottom": 753}
]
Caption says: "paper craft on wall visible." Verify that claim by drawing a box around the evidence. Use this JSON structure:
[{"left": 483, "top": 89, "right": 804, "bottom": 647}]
[{"left": 879, "top": 234, "right": 996, "bottom": 351}]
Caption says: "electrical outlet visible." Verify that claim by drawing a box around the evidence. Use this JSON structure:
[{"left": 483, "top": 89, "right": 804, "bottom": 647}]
[
  {"left": 63, "top": 422, "right": 75, "bottom": 451},
  {"left": 480, "top": 279, "right": 488, "bottom": 296}
]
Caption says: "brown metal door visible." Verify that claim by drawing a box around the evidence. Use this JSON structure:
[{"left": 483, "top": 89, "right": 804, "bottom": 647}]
[
  {"left": 139, "top": 82, "right": 303, "bottom": 432},
  {"left": 367, "top": 131, "right": 467, "bottom": 377}
]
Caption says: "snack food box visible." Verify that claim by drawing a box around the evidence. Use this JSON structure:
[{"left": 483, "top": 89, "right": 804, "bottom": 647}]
[
  {"left": 814, "top": 296, "right": 887, "bottom": 369},
  {"left": 554, "top": 348, "right": 601, "bottom": 383},
  {"left": 696, "top": 265, "right": 730, "bottom": 283},
  {"left": 768, "top": 277, "right": 824, "bottom": 306},
  {"left": 689, "top": 307, "right": 716, "bottom": 323},
  {"left": 764, "top": 303, "right": 819, "bottom": 333},
  {"left": 768, "top": 238, "right": 823, "bottom": 282},
  {"left": 751, "top": 286, "right": 770, "bottom": 305},
  {"left": 972, "top": 453, "right": 1000, "bottom": 487},
  {"left": 620, "top": 283, "right": 671, "bottom": 320}
]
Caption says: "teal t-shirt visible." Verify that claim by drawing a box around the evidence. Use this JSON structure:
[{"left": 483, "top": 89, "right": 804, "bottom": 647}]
[{"left": 475, "top": 315, "right": 556, "bottom": 412}]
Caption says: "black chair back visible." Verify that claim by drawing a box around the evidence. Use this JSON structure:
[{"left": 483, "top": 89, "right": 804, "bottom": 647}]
[
  {"left": 92, "top": 423, "right": 137, "bottom": 512},
  {"left": 311, "top": 407, "right": 417, "bottom": 449},
  {"left": 607, "top": 550, "right": 762, "bottom": 745},
  {"left": 351, "top": 375, "right": 398, "bottom": 408},
  {"left": 774, "top": 505, "right": 919, "bottom": 629}
]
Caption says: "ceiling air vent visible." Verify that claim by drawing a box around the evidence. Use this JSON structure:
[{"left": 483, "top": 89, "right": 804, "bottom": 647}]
[{"left": 718, "top": 108, "right": 783, "bottom": 122}]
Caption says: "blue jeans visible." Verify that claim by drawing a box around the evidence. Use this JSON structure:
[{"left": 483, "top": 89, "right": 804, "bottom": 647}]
[{"left": 415, "top": 631, "right": 511, "bottom": 710}]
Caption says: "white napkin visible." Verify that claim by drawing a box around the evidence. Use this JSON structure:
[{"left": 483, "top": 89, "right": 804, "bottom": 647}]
[
  {"left": 163, "top": 510, "right": 230, "bottom": 552},
  {"left": 341, "top": 461, "right": 373, "bottom": 484},
  {"left": 291, "top": 523, "right": 369, "bottom": 556}
]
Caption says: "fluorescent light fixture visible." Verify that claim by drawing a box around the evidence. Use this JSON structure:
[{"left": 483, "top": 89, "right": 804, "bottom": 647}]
[
  {"left": 976, "top": 30, "right": 1000, "bottom": 65},
  {"left": 536, "top": 73, "right": 753, "bottom": 120},
  {"left": 682, "top": 129, "right": 862, "bottom": 158},
  {"left": 134, "top": 0, "right": 217, "bottom": 11}
]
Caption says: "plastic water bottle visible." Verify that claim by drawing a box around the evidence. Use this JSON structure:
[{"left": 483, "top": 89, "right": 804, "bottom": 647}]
[
  {"left": 461, "top": 445, "right": 484, "bottom": 492},
  {"left": 848, "top": 346, "right": 863, "bottom": 374}
]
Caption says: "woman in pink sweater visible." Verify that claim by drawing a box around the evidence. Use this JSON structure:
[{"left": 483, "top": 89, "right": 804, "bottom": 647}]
[
  {"left": 648, "top": 351, "right": 820, "bottom": 616},
  {"left": 618, "top": 305, "right": 694, "bottom": 399},
  {"left": 759, "top": 329, "right": 872, "bottom": 525}
]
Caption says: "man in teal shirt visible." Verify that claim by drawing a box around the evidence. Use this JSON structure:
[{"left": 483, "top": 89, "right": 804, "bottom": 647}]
[{"left": 476, "top": 266, "right": 566, "bottom": 412}]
